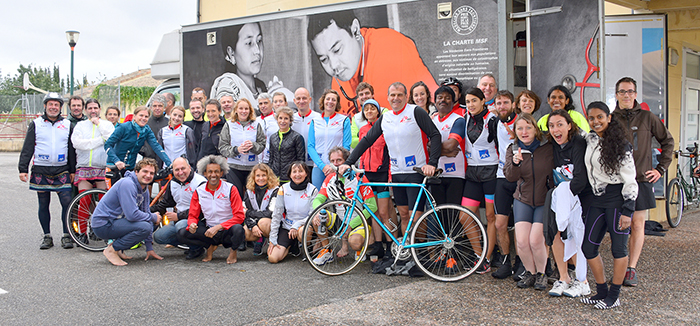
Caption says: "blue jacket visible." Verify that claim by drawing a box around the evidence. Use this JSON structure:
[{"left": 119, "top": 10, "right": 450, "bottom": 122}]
[
  {"left": 104, "top": 122, "right": 172, "bottom": 169},
  {"left": 91, "top": 171, "right": 157, "bottom": 251}
]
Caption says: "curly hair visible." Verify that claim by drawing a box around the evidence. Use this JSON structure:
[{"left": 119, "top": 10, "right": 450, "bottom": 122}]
[
  {"left": 318, "top": 89, "right": 342, "bottom": 113},
  {"left": 246, "top": 163, "right": 279, "bottom": 191},
  {"left": 588, "top": 101, "right": 629, "bottom": 175}
]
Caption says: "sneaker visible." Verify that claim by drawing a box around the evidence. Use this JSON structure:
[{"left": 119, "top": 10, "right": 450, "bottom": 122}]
[
  {"left": 289, "top": 243, "right": 301, "bottom": 257},
  {"left": 475, "top": 258, "right": 491, "bottom": 274},
  {"left": 534, "top": 272, "right": 548, "bottom": 290},
  {"left": 623, "top": 267, "right": 638, "bottom": 287},
  {"left": 549, "top": 280, "right": 569, "bottom": 296},
  {"left": 238, "top": 242, "right": 247, "bottom": 251},
  {"left": 253, "top": 241, "right": 264, "bottom": 256},
  {"left": 594, "top": 298, "right": 621, "bottom": 310},
  {"left": 580, "top": 296, "right": 603, "bottom": 305},
  {"left": 313, "top": 249, "right": 334, "bottom": 266},
  {"left": 185, "top": 247, "right": 205, "bottom": 260},
  {"left": 492, "top": 260, "right": 513, "bottom": 279},
  {"left": 61, "top": 235, "right": 74, "bottom": 249},
  {"left": 517, "top": 271, "right": 535, "bottom": 288},
  {"left": 564, "top": 280, "right": 591, "bottom": 298},
  {"left": 491, "top": 247, "right": 502, "bottom": 268},
  {"left": 40, "top": 236, "right": 54, "bottom": 250},
  {"left": 354, "top": 251, "right": 367, "bottom": 262},
  {"left": 368, "top": 242, "right": 385, "bottom": 259}
]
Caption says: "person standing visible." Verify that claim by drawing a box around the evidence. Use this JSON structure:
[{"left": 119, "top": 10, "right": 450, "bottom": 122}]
[
  {"left": 580, "top": 102, "right": 637, "bottom": 309},
  {"left": 611, "top": 77, "right": 674, "bottom": 287},
  {"left": 141, "top": 94, "right": 170, "bottom": 166},
  {"left": 291, "top": 87, "right": 322, "bottom": 170},
  {"left": 257, "top": 92, "right": 279, "bottom": 164},
  {"left": 184, "top": 99, "right": 206, "bottom": 155},
  {"left": 268, "top": 107, "right": 306, "bottom": 182},
  {"left": 67, "top": 95, "right": 87, "bottom": 128},
  {"left": 307, "top": 89, "right": 352, "bottom": 189},
  {"left": 156, "top": 106, "right": 197, "bottom": 168},
  {"left": 478, "top": 74, "right": 498, "bottom": 113},
  {"left": 197, "top": 99, "right": 226, "bottom": 160},
  {"left": 19, "top": 92, "right": 77, "bottom": 249}
]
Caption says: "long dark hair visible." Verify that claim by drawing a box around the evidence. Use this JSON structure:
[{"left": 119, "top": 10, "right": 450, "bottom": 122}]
[
  {"left": 546, "top": 109, "right": 579, "bottom": 143},
  {"left": 588, "top": 101, "right": 629, "bottom": 175},
  {"left": 547, "top": 85, "right": 575, "bottom": 112}
]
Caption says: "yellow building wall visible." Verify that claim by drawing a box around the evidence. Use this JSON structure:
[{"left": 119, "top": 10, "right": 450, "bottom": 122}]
[
  {"left": 649, "top": 9, "right": 700, "bottom": 222},
  {"left": 200, "top": 0, "right": 348, "bottom": 22}
]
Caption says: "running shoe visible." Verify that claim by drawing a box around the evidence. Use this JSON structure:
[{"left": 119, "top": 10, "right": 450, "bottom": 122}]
[
  {"left": 253, "top": 240, "right": 264, "bottom": 256},
  {"left": 549, "top": 280, "right": 569, "bottom": 297},
  {"left": 580, "top": 296, "right": 603, "bottom": 305},
  {"left": 534, "top": 272, "right": 548, "bottom": 290},
  {"left": 623, "top": 267, "right": 638, "bottom": 287},
  {"left": 512, "top": 256, "right": 526, "bottom": 282},
  {"left": 492, "top": 259, "right": 512, "bottom": 279},
  {"left": 475, "top": 258, "right": 491, "bottom": 274},
  {"left": 354, "top": 251, "right": 367, "bottom": 262},
  {"left": 594, "top": 298, "right": 621, "bottom": 310},
  {"left": 517, "top": 271, "right": 535, "bottom": 288},
  {"left": 289, "top": 243, "right": 301, "bottom": 257},
  {"left": 61, "top": 235, "right": 74, "bottom": 249},
  {"left": 563, "top": 280, "right": 591, "bottom": 298},
  {"left": 238, "top": 241, "right": 247, "bottom": 252},
  {"left": 313, "top": 249, "right": 334, "bottom": 266},
  {"left": 40, "top": 235, "right": 54, "bottom": 250}
]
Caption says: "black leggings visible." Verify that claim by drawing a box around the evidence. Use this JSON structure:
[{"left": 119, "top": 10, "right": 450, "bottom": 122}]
[
  {"left": 582, "top": 206, "right": 630, "bottom": 259},
  {"left": 177, "top": 221, "right": 244, "bottom": 249},
  {"left": 37, "top": 190, "right": 71, "bottom": 234},
  {"left": 226, "top": 168, "right": 250, "bottom": 199}
]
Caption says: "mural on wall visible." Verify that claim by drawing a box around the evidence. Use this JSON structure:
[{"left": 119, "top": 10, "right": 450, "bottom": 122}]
[
  {"left": 530, "top": 0, "right": 600, "bottom": 119},
  {"left": 182, "top": 0, "right": 499, "bottom": 115}
]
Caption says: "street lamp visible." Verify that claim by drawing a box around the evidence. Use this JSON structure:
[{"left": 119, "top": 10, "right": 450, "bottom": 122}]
[{"left": 65, "top": 30, "right": 80, "bottom": 96}]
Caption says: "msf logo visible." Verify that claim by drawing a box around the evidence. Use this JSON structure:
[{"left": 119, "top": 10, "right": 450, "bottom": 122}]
[{"left": 399, "top": 116, "right": 412, "bottom": 123}]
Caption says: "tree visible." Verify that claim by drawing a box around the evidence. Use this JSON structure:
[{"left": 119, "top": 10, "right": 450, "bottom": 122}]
[{"left": 0, "top": 64, "right": 65, "bottom": 95}]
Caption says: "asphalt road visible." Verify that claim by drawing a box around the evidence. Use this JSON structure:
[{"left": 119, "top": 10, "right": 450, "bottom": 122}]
[{"left": 0, "top": 152, "right": 417, "bottom": 325}]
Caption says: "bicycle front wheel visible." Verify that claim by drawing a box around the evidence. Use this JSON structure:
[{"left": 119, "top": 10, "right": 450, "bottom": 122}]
[
  {"left": 302, "top": 200, "right": 369, "bottom": 276},
  {"left": 410, "top": 204, "right": 487, "bottom": 282},
  {"left": 67, "top": 188, "right": 110, "bottom": 251},
  {"left": 666, "top": 178, "right": 683, "bottom": 228}
]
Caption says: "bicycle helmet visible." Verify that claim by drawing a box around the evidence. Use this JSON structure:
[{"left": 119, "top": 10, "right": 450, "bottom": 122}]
[
  {"left": 440, "top": 77, "right": 463, "bottom": 91},
  {"left": 43, "top": 92, "right": 64, "bottom": 106}
]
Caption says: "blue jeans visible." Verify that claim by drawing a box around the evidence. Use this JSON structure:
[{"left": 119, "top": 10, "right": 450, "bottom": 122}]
[
  {"left": 312, "top": 166, "right": 326, "bottom": 190},
  {"left": 153, "top": 219, "right": 189, "bottom": 246},
  {"left": 93, "top": 218, "right": 154, "bottom": 251}
]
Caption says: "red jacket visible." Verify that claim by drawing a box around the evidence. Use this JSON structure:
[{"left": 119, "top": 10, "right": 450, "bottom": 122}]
[{"left": 358, "top": 121, "right": 389, "bottom": 172}]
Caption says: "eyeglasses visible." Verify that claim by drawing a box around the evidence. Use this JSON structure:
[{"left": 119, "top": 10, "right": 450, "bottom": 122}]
[{"left": 616, "top": 89, "right": 636, "bottom": 95}]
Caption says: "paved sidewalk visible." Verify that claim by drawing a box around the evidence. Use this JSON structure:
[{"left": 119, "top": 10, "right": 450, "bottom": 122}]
[{"left": 251, "top": 212, "right": 700, "bottom": 325}]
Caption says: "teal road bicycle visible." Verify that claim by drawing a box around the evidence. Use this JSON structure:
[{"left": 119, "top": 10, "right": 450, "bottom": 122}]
[{"left": 302, "top": 166, "right": 488, "bottom": 282}]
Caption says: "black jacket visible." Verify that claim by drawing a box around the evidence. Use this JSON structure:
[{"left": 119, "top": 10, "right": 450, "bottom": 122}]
[
  {"left": 141, "top": 114, "right": 170, "bottom": 164},
  {"left": 268, "top": 128, "right": 306, "bottom": 181},
  {"left": 184, "top": 119, "right": 205, "bottom": 156},
  {"left": 197, "top": 116, "right": 226, "bottom": 161},
  {"left": 551, "top": 132, "right": 593, "bottom": 209},
  {"left": 150, "top": 170, "right": 206, "bottom": 221},
  {"left": 243, "top": 186, "right": 278, "bottom": 229}
]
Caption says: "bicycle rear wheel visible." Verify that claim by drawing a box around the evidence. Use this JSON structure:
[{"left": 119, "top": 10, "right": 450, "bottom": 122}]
[
  {"left": 410, "top": 204, "right": 487, "bottom": 282},
  {"left": 666, "top": 178, "right": 683, "bottom": 228},
  {"left": 302, "top": 200, "right": 369, "bottom": 276},
  {"left": 67, "top": 188, "right": 110, "bottom": 251}
]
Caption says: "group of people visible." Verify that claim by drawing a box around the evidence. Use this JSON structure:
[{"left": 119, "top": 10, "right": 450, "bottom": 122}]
[{"left": 19, "top": 73, "right": 672, "bottom": 310}]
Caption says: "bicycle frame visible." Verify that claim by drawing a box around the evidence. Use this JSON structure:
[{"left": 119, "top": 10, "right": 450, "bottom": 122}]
[
  {"left": 676, "top": 148, "right": 700, "bottom": 204},
  {"left": 329, "top": 178, "right": 447, "bottom": 252}
]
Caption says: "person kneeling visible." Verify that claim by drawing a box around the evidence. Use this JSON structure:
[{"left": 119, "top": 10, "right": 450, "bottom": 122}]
[
  {"left": 242, "top": 163, "right": 279, "bottom": 256},
  {"left": 177, "top": 155, "right": 245, "bottom": 264},
  {"left": 268, "top": 162, "right": 317, "bottom": 263},
  {"left": 310, "top": 147, "right": 376, "bottom": 265},
  {"left": 91, "top": 158, "right": 164, "bottom": 266}
]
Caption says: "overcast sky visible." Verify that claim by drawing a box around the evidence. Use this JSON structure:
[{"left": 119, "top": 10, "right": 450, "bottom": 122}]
[{"left": 1, "top": 0, "right": 196, "bottom": 85}]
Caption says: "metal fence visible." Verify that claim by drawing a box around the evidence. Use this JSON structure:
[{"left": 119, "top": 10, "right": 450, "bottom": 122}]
[{"left": 0, "top": 94, "right": 45, "bottom": 115}]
